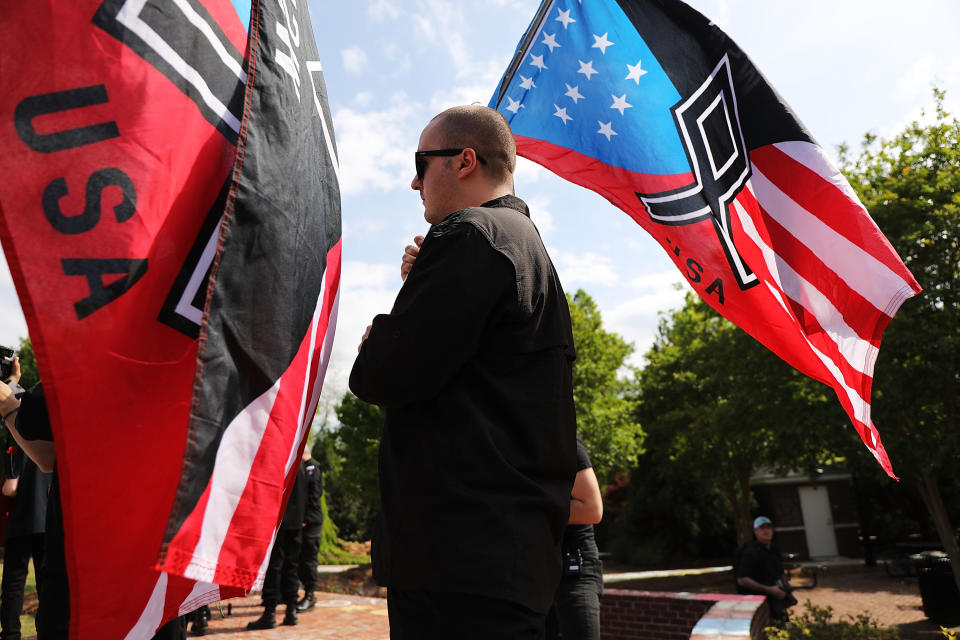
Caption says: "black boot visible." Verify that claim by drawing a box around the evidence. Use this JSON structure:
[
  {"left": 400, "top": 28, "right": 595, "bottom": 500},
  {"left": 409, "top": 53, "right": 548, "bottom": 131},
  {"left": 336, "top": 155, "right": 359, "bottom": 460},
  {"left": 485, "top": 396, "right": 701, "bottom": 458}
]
[
  {"left": 296, "top": 592, "right": 316, "bottom": 613},
  {"left": 190, "top": 605, "right": 210, "bottom": 636},
  {"left": 281, "top": 601, "right": 298, "bottom": 626},
  {"left": 246, "top": 603, "right": 276, "bottom": 630}
]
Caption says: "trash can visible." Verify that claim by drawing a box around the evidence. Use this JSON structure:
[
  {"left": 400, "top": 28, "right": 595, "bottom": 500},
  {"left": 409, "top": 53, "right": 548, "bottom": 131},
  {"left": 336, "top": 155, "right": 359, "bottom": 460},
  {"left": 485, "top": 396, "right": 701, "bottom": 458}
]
[{"left": 911, "top": 551, "right": 960, "bottom": 626}]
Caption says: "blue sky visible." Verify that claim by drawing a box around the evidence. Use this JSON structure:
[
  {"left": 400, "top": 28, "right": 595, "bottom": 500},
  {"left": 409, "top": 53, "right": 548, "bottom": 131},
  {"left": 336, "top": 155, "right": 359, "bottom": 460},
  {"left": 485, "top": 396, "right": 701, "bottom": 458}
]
[{"left": 2, "top": 0, "right": 959, "bottom": 402}]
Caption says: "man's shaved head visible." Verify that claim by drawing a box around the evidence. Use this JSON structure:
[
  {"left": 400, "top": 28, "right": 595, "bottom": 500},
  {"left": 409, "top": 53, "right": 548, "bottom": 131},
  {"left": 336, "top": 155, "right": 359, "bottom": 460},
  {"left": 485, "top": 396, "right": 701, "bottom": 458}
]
[{"left": 430, "top": 105, "right": 516, "bottom": 183}]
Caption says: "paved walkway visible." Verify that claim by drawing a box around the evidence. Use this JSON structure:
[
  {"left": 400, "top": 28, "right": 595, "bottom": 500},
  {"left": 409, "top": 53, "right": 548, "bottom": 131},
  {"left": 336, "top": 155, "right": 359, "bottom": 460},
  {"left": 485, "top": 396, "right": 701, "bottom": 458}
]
[
  {"left": 201, "top": 592, "right": 388, "bottom": 640},
  {"left": 195, "top": 563, "right": 960, "bottom": 639}
]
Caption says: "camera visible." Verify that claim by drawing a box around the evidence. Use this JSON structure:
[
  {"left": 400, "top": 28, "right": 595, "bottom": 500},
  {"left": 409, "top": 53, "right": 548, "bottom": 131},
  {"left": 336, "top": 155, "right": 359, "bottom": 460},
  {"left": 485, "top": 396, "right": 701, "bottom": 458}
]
[{"left": 0, "top": 346, "right": 14, "bottom": 381}]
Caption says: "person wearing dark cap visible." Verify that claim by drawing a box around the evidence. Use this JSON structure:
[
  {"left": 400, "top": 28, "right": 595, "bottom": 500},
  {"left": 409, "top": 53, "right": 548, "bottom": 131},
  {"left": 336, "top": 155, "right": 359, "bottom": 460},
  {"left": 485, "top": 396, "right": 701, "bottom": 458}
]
[{"left": 735, "top": 516, "right": 796, "bottom": 621}]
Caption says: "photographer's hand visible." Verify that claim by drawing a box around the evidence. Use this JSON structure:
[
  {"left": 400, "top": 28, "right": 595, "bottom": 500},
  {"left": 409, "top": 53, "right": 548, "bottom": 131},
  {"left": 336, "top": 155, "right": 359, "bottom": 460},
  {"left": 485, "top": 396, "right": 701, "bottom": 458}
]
[
  {"left": 2, "top": 357, "right": 20, "bottom": 385},
  {"left": 0, "top": 361, "right": 20, "bottom": 421}
]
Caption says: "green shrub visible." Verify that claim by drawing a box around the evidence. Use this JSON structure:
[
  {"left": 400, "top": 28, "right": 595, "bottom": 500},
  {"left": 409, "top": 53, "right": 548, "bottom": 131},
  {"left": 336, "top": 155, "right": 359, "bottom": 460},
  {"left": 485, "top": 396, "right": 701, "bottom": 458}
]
[{"left": 765, "top": 601, "right": 899, "bottom": 640}]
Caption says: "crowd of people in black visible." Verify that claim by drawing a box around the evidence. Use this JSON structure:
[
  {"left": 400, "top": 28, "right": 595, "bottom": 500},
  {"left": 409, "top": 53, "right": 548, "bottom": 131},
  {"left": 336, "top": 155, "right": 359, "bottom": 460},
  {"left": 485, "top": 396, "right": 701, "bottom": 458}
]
[{"left": 0, "top": 354, "right": 327, "bottom": 639}]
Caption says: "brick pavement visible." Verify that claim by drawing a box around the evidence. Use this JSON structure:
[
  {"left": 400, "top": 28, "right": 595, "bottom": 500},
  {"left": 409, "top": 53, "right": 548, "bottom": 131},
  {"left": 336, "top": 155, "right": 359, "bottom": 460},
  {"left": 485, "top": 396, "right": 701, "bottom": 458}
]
[
  {"left": 195, "top": 592, "right": 388, "bottom": 640},
  {"left": 608, "top": 564, "right": 960, "bottom": 639}
]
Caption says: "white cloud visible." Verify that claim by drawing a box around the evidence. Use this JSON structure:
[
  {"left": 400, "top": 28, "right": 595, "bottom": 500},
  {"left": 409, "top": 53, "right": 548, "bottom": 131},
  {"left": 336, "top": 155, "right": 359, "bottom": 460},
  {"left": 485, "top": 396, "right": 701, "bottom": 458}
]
[
  {"left": 354, "top": 91, "right": 374, "bottom": 107},
  {"left": 604, "top": 272, "right": 691, "bottom": 365},
  {"left": 323, "top": 260, "right": 402, "bottom": 394},
  {"left": 366, "top": 0, "right": 402, "bottom": 21},
  {"left": 332, "top": 95, "right": 424, "bottom": 196},
  {"left": 342, "top": 216, "right": 388, "bottom": 240},
  {"left": 523, "top": 195, "right": 554, "bottom": 236},
  {"left": 0, "top": 254, "right": 27, "bottom": 347},
  {"left": 550, "top": 249, "right": 619, "bottom": 288},
  {"left": 413, "top": 1, "right": 471, "bottom": 73},
  {"left": 514, "top": 156, "right": 549, "bottom": 186},
  {"left": 340, "top": 46, "right": 369, "bottom": 74}
]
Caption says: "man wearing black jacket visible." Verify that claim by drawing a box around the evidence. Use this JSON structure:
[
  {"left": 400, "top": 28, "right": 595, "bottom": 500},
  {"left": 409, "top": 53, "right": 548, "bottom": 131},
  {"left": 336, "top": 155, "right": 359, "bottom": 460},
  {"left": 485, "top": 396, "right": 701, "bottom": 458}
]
[
  {"left": 350, "top": 105, "right": 578, "bottom": 639},
  {"left": 296, "top": 451, "right": 323, "bottom": 613},
  {"left": 246, "top": 462, "right": 308, "bottom": 630}
]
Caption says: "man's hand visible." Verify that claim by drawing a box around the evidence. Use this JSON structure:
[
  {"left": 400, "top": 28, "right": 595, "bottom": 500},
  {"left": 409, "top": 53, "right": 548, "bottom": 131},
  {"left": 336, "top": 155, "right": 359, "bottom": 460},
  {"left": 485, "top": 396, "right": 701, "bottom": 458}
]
[
  {"left": 400, "top": 235, "right": 424, "bottom": 281},
  {"left": 357, "top": 324, "right": 372, "bottom": 353},
  {"left": 768, "top": 585, "right": 787, "bottom": 599}
]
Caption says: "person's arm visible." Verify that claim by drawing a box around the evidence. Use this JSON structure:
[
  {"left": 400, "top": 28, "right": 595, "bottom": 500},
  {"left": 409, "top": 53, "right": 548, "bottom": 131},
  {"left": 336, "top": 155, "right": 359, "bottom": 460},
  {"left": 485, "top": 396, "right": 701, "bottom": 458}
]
[
  {"left": 569, "top": 465, "right": 603, "bottom": 525},
  {"left": 736, "top": 575, "right": 786, "bottom": 599},
  {"left": 350, "top": 222, "right": 512, "bottom": 408},
  {"left": 0, "top": 365, "right": 56, "bottom": 473},
  {"left": 2, "top": 477, "right": 18, "bottom": 497}
]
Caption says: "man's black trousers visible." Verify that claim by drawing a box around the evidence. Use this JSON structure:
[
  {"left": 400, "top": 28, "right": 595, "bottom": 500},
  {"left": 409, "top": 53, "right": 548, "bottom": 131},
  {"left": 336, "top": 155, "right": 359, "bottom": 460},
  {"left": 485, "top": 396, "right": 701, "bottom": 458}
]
[
  {"left": 262, "top": 528, "right": 302, "bottom": 605},
  {"left": 1, "top": 533, "right": 44, "bottom": 640},
  {"left": 386, "top": 587, "right": 546, "bottom": 640},
  {"left": 298, "top": 531, "right": 321, "bottom": 593}
]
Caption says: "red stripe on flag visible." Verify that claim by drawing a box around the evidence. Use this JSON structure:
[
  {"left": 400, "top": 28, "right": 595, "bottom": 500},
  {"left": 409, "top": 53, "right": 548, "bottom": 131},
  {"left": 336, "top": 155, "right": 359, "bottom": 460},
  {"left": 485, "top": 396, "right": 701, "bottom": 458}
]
[
  {"left": 751, "top": 197, "right": 888, "bottom": 348},
  {"left": 751, "top": 144, "right": 919, "bottom": 289},
  {"left": 515, "top": 135, "right": 693, "bottom": 205},
  {"left": 210, "top": 243, "right": 340, "bottom": 588}
]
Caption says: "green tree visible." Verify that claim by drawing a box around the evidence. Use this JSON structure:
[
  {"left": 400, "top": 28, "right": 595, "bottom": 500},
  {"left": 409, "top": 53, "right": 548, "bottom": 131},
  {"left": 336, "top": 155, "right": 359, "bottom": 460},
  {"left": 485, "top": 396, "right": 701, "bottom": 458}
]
[
  {"left": 567, "top": 289, "right": 644, "bottom": 485},
  {"left": 321, "top": 289, "right": 644, "bottom": 541},
  {"left": 633, "top": 293, "right": 847, "bottom": 548},
  {"left": 838, "top": 88, "right": 960, "bottom": 589}
]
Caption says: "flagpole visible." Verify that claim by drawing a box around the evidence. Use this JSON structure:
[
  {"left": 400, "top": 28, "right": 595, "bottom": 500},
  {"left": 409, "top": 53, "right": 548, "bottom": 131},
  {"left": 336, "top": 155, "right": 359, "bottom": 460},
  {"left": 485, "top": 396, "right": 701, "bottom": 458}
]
[{"left": 494, "top": 0, "right": 554, "bottom": 109}]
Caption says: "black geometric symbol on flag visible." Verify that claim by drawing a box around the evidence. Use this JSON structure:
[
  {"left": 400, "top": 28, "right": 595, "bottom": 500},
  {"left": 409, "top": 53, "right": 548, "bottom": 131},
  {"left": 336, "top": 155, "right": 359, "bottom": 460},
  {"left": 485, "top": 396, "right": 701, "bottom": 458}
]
[
  {"left": 93, "top": 0, "right": 246, "bottom": 144},
  {"left": 157, "top": 181, "right": 227, "bottom": 338},
  {"left": 635, "top": 54, "right": 758, "bottom": 290}
]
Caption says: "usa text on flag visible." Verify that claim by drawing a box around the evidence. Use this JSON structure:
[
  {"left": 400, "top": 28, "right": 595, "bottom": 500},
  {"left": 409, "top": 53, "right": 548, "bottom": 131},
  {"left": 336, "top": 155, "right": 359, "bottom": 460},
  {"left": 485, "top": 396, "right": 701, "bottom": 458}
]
[
  {"left": 489, "top": 0, "right": 920, "bottom": 477},
  {"left": 0, "top": 0, "right": 339, "bottom": 636}
]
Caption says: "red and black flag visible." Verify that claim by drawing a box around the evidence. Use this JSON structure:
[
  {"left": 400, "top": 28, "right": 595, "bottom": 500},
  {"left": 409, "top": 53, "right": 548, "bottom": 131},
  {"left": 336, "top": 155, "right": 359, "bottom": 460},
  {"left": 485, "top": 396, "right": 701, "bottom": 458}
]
[
  {"left": 0, "top": 0, "right": 339, "bottom": 635},
  {"left": 490, "top": 0, "right": 920, "bottom": 477}
]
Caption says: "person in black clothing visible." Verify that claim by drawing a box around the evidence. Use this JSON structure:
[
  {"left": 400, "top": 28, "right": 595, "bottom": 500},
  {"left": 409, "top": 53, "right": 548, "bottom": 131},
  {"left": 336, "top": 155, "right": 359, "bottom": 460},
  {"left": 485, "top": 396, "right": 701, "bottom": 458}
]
[
  {"left": 0, "top": 365, "right": 63, "bottom": 640},
  {"left": 246, "top": 461, "right": 309, "bottom": 630},
  {"left": 0, "top": 363, "right": 192, "bottom": 640},
  {"left": 736, "top": 516, "right": 797, "bottom": 621},
  {"left": 547, "top": 438, "right": 604, "bottom": 640},
  {"left": 1, "top": 446, "right": 52, "bottom": 640},
  {"left": 351, "top": 105, "right": 578, "bottom": 639},
  {"left": 296, "top": 451, "right": 323, "bottom": 613}
]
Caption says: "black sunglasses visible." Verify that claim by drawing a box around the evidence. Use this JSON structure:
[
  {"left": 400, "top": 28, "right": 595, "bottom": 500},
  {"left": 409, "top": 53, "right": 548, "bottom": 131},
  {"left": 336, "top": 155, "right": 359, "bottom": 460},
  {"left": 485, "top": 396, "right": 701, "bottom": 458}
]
[{"left": 414, "top": 148, "right": 487, "bottom": 181}]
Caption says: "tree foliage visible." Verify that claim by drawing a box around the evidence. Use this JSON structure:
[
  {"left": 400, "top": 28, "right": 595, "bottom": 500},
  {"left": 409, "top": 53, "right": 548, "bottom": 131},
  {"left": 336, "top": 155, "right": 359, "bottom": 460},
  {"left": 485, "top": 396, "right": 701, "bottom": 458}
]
[
  {"left": 838, "top": 89, "right": 960, "bottom": 478},
  {"left": 631, "top": 293, "right": 847, "bottom": 548},
  {"left": 838, "top": 88, "right": 960, "bottom": 585},
  {"left": 567, "top": 289, "right": 644, "bottom": 485},
  {"left": 320, "top": 288, "right": 644, "bottom": 541}
]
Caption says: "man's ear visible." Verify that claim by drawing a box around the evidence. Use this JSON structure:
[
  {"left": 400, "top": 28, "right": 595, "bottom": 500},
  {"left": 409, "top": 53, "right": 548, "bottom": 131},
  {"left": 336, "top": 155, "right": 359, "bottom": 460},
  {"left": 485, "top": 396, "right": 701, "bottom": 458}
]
[{"left": 457, "top": 149, "right": 481, "bottom": 178}]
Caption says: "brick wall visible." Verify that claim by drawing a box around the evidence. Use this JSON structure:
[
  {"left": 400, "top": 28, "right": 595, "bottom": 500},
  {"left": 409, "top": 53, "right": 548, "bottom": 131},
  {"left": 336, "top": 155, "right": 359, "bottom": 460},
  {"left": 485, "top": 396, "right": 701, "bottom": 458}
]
[{"left": 600, "top": 589, "right": 768, "bottom": 640}]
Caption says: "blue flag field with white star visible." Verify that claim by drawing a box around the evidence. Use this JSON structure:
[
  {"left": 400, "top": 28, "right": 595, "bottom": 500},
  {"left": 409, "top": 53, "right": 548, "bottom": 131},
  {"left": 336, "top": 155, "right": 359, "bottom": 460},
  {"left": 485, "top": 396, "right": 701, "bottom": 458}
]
[{"left": 490, "top": 0, "right": 921, "bottom": 478}]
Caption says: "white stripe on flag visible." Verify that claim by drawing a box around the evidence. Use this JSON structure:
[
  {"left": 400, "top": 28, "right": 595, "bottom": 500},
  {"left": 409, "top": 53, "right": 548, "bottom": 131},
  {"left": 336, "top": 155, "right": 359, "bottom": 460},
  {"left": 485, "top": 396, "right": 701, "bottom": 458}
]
[
  {"left": 170, "top": 0, "right": 247, "bottom": 81},
  {"left": 283, "top": 278, "right": 329, "bottom": 478},
  {"left": 125, "top": 573, "right": 167, "bottom": 640},
  {"left": 749, "top": 165, "right": 911, "bottom": 314},
  {"left": 734, "top": 194, "right": 879, "bottom": 376},
  {"left": 116, "top": 0, "right": 242, "bottom": 133},
  {"left": 253, "top": 527, "right": 278, "bottom": 592},
  {"left": 178, "top": 580, "right": 221, "bottom": 616},
  {"left": 774, "top": 141, "right": 869, "bottom": 220},
  {"left": 306, "top": 286, "right": 339, "bottom": 433},
  {"left": 763, "top": 282, "right": 872, "bottom": 428},
  {"left": 183, "top": 380, "right": 282, "bottom": 582}
]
